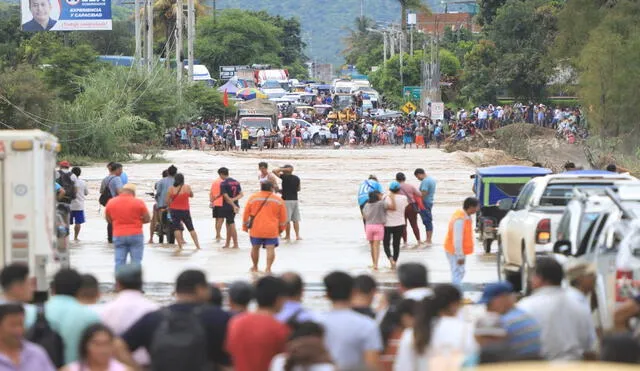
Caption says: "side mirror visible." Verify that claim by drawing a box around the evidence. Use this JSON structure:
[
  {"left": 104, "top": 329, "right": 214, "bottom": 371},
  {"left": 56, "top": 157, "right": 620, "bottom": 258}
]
[
  {"left": 553, "top": 240, "right": 572, "bottom": 256},
  {"left": 497, "top": 198, "right": 513, "bottom": 211}
]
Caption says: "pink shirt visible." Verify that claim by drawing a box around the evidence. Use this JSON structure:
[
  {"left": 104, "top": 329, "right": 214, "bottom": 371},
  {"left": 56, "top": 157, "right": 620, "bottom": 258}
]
[
  {"left": 65, "top": 359, "right": 127, "bottom": 371},
  {"left": 399, "top": 183, "right": 421, "bottom": 204},
  {"left": 98, "top": 290, "right": 159, "bottom": 365}
]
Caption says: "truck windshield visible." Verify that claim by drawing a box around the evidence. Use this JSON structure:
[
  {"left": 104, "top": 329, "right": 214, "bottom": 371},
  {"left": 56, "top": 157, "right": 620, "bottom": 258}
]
[
  {"left": 540, "top": 183, "right": 615, "bottom": 207},
  {"left": 239, "top": 118, "right": 272, "bottom": 129},
  {"left": 263, "top": 81, "right": 280, "bottom": 89}
]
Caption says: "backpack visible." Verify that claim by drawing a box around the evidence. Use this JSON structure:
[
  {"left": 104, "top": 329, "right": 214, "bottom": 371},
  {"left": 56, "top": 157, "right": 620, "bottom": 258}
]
[
  {"left": 26, "top": 306, "right": 65, "bottom": 368},
  {"left": 285, "top": 308, "right": 305, "bottom": 332},
  {"left": 149, "top": 307, "right": 209, "bottom": 371},
  {"left": 56, "top": 171, "right": 76, "bottom": 203},
  {"left": 99, "top": 176, "right": 114, "bottom": 206}
]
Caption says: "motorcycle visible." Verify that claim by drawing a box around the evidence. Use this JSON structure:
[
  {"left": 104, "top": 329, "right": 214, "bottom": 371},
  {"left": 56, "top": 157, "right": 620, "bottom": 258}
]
[{"left": 146, "top": 192, "right": 175, "bottom": 244}]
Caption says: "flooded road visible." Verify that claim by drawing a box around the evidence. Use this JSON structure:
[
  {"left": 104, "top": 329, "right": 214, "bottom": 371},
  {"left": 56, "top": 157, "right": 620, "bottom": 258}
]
[{"left": 71, "top": 147, "right": 499, "bottom": 301}]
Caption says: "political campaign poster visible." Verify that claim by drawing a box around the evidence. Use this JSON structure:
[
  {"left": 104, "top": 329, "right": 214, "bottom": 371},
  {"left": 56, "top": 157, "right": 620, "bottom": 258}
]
[{"left": 21, "top": 0, "right": 112, "bottom": 32}]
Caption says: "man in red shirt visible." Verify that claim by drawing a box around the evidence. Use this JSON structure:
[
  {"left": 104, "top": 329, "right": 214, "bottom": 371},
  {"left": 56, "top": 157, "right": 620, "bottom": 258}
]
[
  {"left": 105, "top": 184, "right": 150, "bottom": 273},
  {"left": 226, "top": 276, "right": 290, "bottom": 371}
]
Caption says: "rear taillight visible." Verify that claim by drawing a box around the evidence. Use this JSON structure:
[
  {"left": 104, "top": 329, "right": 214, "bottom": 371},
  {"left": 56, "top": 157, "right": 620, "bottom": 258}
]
[
  {"left": 483, "top": 219, "right": 495, "bottom": 228},
  {"left": 616, "top": 269, "right": 634, "bottom": 302},
  {"left": 536, "top": 218, "right": 551, "bottom": 244}
]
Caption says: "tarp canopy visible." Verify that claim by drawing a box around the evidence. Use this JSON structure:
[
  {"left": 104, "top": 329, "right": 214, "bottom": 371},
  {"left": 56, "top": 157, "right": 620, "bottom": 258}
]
[
  {"left": 477, "top": 166, "right": 552, "bottom": 177},
  {"left": 217, "top": 80, "right": 239, "bottom": 95},
  {"left": 236, "top": 98, "right": 278, "bottom": 116}
]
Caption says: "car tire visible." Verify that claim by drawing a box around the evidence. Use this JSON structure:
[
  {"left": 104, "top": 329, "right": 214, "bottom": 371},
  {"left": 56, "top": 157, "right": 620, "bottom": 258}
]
[
  {"left": 313, "top": 134, "right": 322, "bottom": 146},
  {"left": 520, "top": 245, "right": 532, "bottom": 295},
  {"left": 499, "top": 238, "right": 522, "bottom": 290}
]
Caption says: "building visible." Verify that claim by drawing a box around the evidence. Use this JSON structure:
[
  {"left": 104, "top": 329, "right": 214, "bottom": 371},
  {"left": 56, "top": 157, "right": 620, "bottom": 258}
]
[
  {"left": 416, "top": 12, "right": 481, "bottom": 36},
  {"left": 309, "top": 63, "right": 334, "bottom": 83}
]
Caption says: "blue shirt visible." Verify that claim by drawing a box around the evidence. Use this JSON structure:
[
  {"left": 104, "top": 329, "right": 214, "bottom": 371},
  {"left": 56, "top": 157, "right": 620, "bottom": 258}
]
[
  {"left": 358, "top": 180, "right": 383, "bottom": 206},
  {"left": 43, "top": 295, "right": 101, "bottom": 363},
  {"left": 276, "top": 301, "right": 314, "bottom": 324},
  {"left": 0, "top": 341, "right": 56, "bottom": 371},
  {"left": 501, "top": 307, "right": 542, "bottom": 357},
  {"left": 120, "top": 172, "right": 128, "bottom": 185},
  {"left": 180, "top": 129, "right": 188, "bottom": 140},
  {"left": 419, "top": 176, "right": 436, "bottom": 205}
]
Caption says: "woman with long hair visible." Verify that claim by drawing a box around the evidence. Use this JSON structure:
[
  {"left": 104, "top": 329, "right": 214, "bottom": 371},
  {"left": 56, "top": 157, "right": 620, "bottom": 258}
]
[
  {"left": 363, "top": 190, "right": 394, "bottom": 270},
  {"left": 270, "top": 321, "right": 335, "bottom": 371},
  {"left": 165, "top": 173, "right": 201, "bottom": 251},
  {"left": 393, "top": 284, "right": 477, "bottom": 371},
  {"left": 62, "top": 324, "right": 130, "bottom": 371}
]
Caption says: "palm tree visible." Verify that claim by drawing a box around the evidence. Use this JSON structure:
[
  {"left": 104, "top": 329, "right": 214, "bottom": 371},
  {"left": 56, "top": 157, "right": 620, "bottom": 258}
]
[
  {"left": 152, "top": 0, "right": 208, "bottom": 45},
  {"left": 397, "top": 0, "right": 429, "bottom": 30}
]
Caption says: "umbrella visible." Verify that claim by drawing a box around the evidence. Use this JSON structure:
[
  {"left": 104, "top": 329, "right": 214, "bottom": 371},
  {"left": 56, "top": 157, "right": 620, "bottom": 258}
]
[{"left": 236, "top": 88, "right": 268, "bottom": 100}]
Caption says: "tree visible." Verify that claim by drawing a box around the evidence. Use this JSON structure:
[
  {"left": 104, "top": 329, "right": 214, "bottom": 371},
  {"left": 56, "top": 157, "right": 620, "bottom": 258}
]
[
  {"left": 0, "top": 64, "right": 59, "bottom": 130},
  {"left": 196, "top": 9, "right": 283, "bottom": 76},
  {"left": 397, "top": 0, "right": 428, "bottom": 30},
  {"left": 486, "top": 0, "right": 560, "bottom": 100},
  {"left": 477, "top": 0, "right": 507, "bottom": 27},
  {"left": 185, "top": 84, "right": 235, "bottom": 119},
  {"left": 153, "top": 0, "right": 207, "bottom": 49},
  {"left": 459, "top": 40, "right": 499, "bottom": 105},
  {"left": 343, "top": 17, "right": 383, "bottom": 69},
  {"left": 71, "top": 20, "right": 135, "bottom": 56},
  {"left": 42, "top": 44, "right": 101, "bottom": 101},
  {"left": 0, "top": 5, "right": 31, "bottom": 69}
]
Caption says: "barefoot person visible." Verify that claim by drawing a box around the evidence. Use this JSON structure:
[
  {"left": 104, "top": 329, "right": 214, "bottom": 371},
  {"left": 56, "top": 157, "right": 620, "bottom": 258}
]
[
  {"left": 384, "top": 181, "right": 409, "bottom": 270},
  {"left": 219, "top": 167, "right": 243, "bottom": 249},
  {"left": 258, "top": 162, "right": 279, "bottom": 192},
  {"left": 242, "top": 182, "right": 287, "bottom": 273},
  {"left": 363, "top": 190, "right": 393, "bottom": 271},
  {"left": 209, "top": 169, "right": 225, "bottom": 242},
  {"left": 166, "top": 173, "right": 201, "bottom": 251},
  {"left": 272, "top": 165, "right": 302, "bottom": 240}
]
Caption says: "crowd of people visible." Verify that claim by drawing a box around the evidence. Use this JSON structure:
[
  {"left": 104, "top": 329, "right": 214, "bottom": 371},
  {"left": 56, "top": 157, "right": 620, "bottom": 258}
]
[{"left": 2, "top": 257, "right": 639, "bottom": 371}]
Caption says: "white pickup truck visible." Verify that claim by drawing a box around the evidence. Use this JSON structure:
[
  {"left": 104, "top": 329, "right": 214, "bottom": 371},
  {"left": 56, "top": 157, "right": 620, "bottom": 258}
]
[{"left": 496, "top": 170, "right": 637, "bottom": 293}]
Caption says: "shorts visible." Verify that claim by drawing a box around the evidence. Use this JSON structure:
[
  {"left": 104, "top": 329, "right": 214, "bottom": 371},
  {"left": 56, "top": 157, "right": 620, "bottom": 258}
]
[
  {"left": 70, "top": 210, "right": 85, "bottom": 225},
  {"left": 181, "top": 139, "right": 188, "bottom": 145},
  {"left": 365, "top": 224, "right": 384, "bottom": 241},
  {"left": 285, "top": 200, "right": 301, "bottom": 222},
  {"left": 169, "top": 209, "right": 194, "bottom": 232},
  {"left": 212, "top": 206, "right": 224, "bottom": 218},
  {"left": 403, "top": 136, "right": 412, "bottom": 144},
  {"left": 250, "top": 237, "right": 279, "bottom": 248},
  {"left": 219, "top": 208, "right": 236, "bottom": 225},
  {"left": 419, "top": 203, "right": 433, "bottom": 232}
]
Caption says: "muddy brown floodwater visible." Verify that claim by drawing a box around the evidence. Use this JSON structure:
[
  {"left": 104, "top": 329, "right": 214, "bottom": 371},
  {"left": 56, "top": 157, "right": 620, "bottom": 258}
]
[{"left": 70, "top": 147, "right": 499, "bottom": 304}]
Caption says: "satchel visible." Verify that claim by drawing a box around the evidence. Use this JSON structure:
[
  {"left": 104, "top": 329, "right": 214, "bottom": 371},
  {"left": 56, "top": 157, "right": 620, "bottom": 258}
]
[{"left": 245, "top": 195, "right": 270, "bottom": 229}]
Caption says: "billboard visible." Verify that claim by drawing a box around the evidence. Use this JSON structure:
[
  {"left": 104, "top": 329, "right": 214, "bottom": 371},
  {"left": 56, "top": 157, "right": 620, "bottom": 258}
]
[{"left": 21, "top": 0, "right": 112, "bottom": 32}]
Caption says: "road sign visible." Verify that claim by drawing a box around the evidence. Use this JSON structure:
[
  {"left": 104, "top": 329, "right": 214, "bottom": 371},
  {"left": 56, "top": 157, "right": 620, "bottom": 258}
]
[
  {"left": 431, "top": 102, "right": 445, "bottom": 120},
  {"left": 218, "top": 65, "right": 249, "bottom": 80},
  {"left": 402, "top": 101, "right": 417, "bottom": 114},
  {"left": 402, "top": 86, "right": 421, "bottom": 102}
]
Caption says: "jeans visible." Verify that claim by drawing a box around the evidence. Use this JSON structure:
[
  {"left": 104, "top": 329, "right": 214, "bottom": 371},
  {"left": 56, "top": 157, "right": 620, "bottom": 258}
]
[
  {"left": 446, "top": 251, "right": 465, "bottom": 289},
  {"left": 420, "top": 203, "right": 433, "bottom": 232},
  {"left": 113, "top": 234, "right": 144, "bottom": 272}
]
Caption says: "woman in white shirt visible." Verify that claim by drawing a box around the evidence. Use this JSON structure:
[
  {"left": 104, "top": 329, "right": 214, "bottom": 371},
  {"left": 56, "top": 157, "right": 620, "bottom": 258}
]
[
  {"left": 384, "top": 181, "right": 409, "bottom": 270},
  {"left": 394, "top": 284, "right": 477, "bottom": 371}
]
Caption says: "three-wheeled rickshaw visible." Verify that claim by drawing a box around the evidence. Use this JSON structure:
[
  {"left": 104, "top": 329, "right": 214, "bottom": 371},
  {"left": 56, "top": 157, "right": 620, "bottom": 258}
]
[{"left": 473, "top": 165, "right": 552, "bottom": 253}]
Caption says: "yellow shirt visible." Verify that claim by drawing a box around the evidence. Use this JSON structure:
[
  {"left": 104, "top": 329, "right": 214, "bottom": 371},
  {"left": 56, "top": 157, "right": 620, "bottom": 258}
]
[{"left": 241, "top": 129, "right": 249, "bottom": 140}]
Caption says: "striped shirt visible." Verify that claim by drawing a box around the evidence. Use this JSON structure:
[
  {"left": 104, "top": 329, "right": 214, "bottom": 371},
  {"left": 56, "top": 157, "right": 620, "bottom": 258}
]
[{"left": 500, "top": 307, "right": 542, "bottom": 357}]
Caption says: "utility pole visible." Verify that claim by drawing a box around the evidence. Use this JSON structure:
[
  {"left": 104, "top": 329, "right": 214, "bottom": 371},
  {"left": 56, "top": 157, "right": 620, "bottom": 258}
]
[
  {"left": 212, "top": 0, "right": 216, "bottom": 24},
  {"left": 176, "top": 0, "right": 183, "bottom": 83},
  {"left": 383, "top": 31, "right": 387, "bottom": 65},
  {"left": 360, "top": 0, "right": 364, "bottom": 18},
  {"left": 134, "top": 0, "right": 141, "bottom": 65},
  {"left": 145, "top": 0, "right": 153, "bottom": 72},
  {"left": 410, "top": 27, "right": 414, "bottom": 56},
  {"left": 399, "top": 31, "right": 404, "bottom": 90},
  {"left": 187, "top": 0, "right": 195, "bottom": 81}
]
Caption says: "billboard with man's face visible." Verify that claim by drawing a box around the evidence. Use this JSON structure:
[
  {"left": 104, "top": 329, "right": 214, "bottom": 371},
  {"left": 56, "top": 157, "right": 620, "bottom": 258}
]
[{"left": 21, "top": 0, "right": 112, "bottom": 31}]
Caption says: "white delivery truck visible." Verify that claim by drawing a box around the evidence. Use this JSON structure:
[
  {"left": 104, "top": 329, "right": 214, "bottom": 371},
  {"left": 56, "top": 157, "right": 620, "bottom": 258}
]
[{"left": 0, "top": 130, "right": 67, "bottom": 301}]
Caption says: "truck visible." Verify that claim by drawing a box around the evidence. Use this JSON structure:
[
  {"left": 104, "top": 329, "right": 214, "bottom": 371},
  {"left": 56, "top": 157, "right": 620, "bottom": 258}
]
[
  {"left": 236, "top": 99, "right": 279, "bottom": 148},
  {"left": 0, "top": 130, "right": 67, "bottom": 301},
  {"left": 236, "top": 68, "right": 290, "bottom": 90}
]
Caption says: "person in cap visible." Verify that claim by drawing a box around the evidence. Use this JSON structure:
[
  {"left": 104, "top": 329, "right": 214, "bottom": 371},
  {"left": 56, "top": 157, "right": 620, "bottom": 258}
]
[
  {"left": 358, "top": 175, "right": 384, "bottom": 226},
  {"left": 478, "top": 281, "right": 541, "bottom": 357},
  {"left": 56, "top": 160, "right": 78, "bottom": 204},
  {"left": 100, "top": 265, "right": 158, "bottom": 367},
  {"left": 565, "top": 261, "right": 599, "bottom": 342},
  {"left": 383, "top": 181, "right": 409, "bottom": 270},
  {"left": 228, "top": 280, "right": 254, "bottom": 314},
  {"left": 104, "top": 184, "right": 151, "bottom": 272},
  {"left": 443, "top": 197, "right": 479, "bottom": 288}
]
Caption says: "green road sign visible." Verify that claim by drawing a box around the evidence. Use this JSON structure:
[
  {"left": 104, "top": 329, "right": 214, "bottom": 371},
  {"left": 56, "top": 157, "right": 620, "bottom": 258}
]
[{"left": 403, "top": 86, "right": 421, "bottom": 101}]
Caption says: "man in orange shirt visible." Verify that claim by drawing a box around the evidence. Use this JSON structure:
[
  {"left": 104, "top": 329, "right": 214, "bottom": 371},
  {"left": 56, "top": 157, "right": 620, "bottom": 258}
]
[
  {"left": 105, "top": 184, "right": 151, "bottom": 272},
  {"left": 209, "top": 168, "right": 225, "bottom": 242},
  {"left": 242, "top": 182, "right": 287, "bottom": 273},
  {"left": 443, "top": 197, "right": 479, "bottom": 288}
]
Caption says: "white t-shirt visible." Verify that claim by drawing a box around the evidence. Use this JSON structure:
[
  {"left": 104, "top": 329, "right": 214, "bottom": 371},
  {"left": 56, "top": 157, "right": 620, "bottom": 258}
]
[
  {"left": 385, "top": 194, "right": 409, "bottom": 227},
  {"left": 70, "top": 178, "right": 88, "bottom": 211},
  {"left": 270, "top": 354, "right": 335, "bottom": 371},
  {"left": 394, "top": 317, "right": 477, "bottom": 371}
]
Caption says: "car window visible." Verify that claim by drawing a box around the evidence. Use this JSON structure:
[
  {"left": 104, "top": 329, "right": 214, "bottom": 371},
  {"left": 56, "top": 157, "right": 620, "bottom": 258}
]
[
  {"left": 557, "top": 213, "right": 572, "bottom": 242},
  {"left": 578, "top": 212, "right": 601, "bottom": 246},
  {"left": 514, "top": 182, "right": 535, "bottom": 210},
  {"left": 589, "top": 214, "right": 609, "bottom": 253},
  {"left": 540, "top": 183, "right": 614, "bottom": 207}
]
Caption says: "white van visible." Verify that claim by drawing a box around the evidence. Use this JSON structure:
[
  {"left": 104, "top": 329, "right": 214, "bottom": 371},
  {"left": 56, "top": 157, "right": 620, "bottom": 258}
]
[{"left": 0, "top": 130, "right": 64, "bottom": 300}]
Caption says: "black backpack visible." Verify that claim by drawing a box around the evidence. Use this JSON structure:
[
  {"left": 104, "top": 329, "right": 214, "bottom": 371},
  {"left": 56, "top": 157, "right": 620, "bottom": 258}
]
[
  {"left": 99, "top": 176, "right": 114, "bottom": 206},
  {"left": 56, "top": 171, "right": 76, "bottom": 203},
  {"left": 26, "top": 306, "right": 65, "bottom": 368},
  {"left": 149, "top": 307, "right": 209, "bottom": 371}
]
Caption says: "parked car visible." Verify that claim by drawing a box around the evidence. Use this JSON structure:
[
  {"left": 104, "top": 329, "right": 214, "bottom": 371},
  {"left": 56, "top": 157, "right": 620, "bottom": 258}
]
[
  {"left": 496, "top": 170, "right": 637, "bottom": 292},
  {"left": 277, "top": 118, "right": 329, "bottom": 145},
  {"left": 553, "top": 183, "right": 640, "bottom": 330}
]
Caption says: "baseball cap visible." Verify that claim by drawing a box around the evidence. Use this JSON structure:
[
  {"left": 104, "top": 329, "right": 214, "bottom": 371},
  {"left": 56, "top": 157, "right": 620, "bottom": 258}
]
[
  {"left": 565, "top": 261, "right": 596, "bottom": 282},
  {"left": 389, "top": 181, "right": 401, "bottom": 191},
  {"left": 59, "top": 161, "right": 71, "bottom": 168},
  {"left": 477, "top": 282, "right": 514, "bottom": 304}
]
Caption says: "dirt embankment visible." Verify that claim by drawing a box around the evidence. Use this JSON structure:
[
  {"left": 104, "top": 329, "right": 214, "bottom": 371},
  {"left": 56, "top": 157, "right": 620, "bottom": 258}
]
[{"left": 445, "top": 124, "right": 588, "bottom": 172}]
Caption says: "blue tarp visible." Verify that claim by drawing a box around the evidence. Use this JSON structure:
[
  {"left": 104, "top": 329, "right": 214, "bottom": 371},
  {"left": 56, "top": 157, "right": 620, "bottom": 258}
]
[
  {"left": 217, "top": 80, "right": 239, "bottom": 95},
  {"left": 476, "top": 166, "right": 552, "bottom": 177}
]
